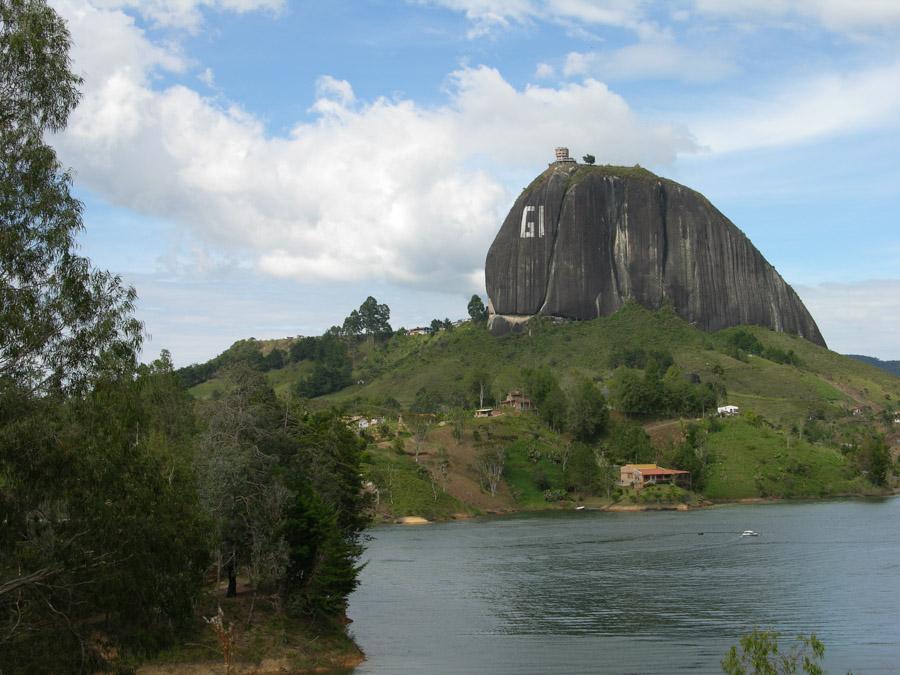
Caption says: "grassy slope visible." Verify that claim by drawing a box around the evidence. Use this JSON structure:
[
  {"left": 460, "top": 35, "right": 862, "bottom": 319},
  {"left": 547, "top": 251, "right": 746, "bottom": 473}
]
[
  {"left": 189, "top": 305, "right": 900, "bottom": 504},
  {"left": 703, "top": 418, "right": 872, "bottom": 500}
]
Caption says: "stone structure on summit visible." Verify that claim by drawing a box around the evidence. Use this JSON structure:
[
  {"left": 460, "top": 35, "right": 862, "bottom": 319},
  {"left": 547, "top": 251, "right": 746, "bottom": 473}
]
[{"left": 484, "top": 150, "right": 826, "bottom": 346}]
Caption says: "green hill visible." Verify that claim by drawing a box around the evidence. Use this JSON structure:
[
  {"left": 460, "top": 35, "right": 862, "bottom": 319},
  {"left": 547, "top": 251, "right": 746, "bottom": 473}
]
[{"left": 181, "top": 304, "right": 899, "bottom": 512}]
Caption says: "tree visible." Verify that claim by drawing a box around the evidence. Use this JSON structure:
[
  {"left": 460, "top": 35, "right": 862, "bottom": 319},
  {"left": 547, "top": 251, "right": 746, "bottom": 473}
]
[
  {"left": 358, "top": 296, "right": 391, "bottom": 336},
  {"left": 430, "top": 318, "right": 444, "bottom": 333},
  {"left": 540, "top": 385, "right": 568, "bottom": 432},
  {"left": 568, "top": 379, "right": 609, "bottom": 442},
  {"left": 262, "top": 347, "right": 284, "bottom": 371},
  {"left": 279, "top": 412, "right": 369, "bottom": 619},
  {"left": 594, "top": 450, "right": 618, "bottom": 498},
  {"left": 1, "top": 354, "right": 209, "bottom": 670},
  {"left": 721, "top": 629, "right": 824, "bottom": 675},
  {"left": 342, "top": 309, "right": 363, "bottom": 337},
  {"left": 449, "top": 407, "right": 467, "bottom": 443},
  {"left": 608, "top": 368, "right": 643, "bottom": 413},
  {"left": 196, "top": 368, "right": 369, "bottom": 620},
  {"left": 436, "top": 447, "right": 451, "bottom": 492},
  {"left": 859, "top": 435, "right": 891, "bottom": 486},
  {"left": 412, "top": 386, "right": 442, "bottom": 413},
  {"left": 475, "top": 446, "right": 506, "bottom": 496},
  {"left": 196, "top": 365, "right": 282, "bottom": 597},
  {"left": 607, "top": 421, "right": 655, "bottom": 464},
  {"left": 1, "top": 3, "right": 200, "bottom": 668},
  {"left": 410, "top": 415, "right": 432, "bottom": 462},
  {"left": 522, "top": 367, "right": 568, "bottom": 430},
  {"left": 466, "top": 368, "right": 493, "bottom": 408},
  {"left": 1, "top": 0, "right": 141, "bottom": 395},
  {"left": 289, "top": 336, "right": 318, "bottom": 362},
  {"left": 295, "top": 334, "right": 352, "bottom": 397},
  {"left": 565, "top": 442, "right": 598, "bottom": 493},
  {"left": 582, "top": 154, "right": 596, "bottom": 164},
  {"left": 467, "top": 294, "right": 488, "bottom": 323}
]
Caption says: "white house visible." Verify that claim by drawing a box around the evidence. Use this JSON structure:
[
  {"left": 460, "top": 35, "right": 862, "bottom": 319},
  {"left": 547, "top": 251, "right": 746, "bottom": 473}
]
[{"left": 717, "top": 405, "right": 740, "bottom": 417}]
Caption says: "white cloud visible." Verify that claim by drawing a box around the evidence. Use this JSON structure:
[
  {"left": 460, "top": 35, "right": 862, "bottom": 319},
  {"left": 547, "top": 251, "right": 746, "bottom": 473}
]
[
  {"left": 795, "top": 280, "right": 900, "bottom": 360},
  {"left": 198, "top": 67, "right": 215, "bottom": 88},
  {"left": 534, "top": 62, "right": 555, "bottom": 78},
  {"left": 691, "top": 62, "right": 900, "bottom": 153},
  {"left": 427, "top": 0, "right": 900, "bottom": 41},
  {"left": 692, "top": 0, "right": 900, "bottom": 36},
  {"left": 52, "top": 1, "right": 695, "bottom": 292},
  {"left": 418, "top": 0, "right": 653, "bottom": 37},
  {"left": 563, "top": 40, "right": 735, "bottom": 83},
  {"left": 92, "top": 0, "right": 284, "bottom": 30}
]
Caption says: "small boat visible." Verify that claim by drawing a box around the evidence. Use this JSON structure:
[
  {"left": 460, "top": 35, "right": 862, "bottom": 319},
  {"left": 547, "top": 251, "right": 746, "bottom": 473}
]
[
  {"left": 741, "top": 530, "right": 759, "bottom": 537},
  {"left": 575, "top": 505, "right": 586, "bottom": 511}
]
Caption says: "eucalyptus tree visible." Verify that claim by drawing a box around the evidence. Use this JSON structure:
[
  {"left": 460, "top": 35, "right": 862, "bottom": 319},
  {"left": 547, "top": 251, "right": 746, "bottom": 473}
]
[{"left": 1, "top": 3, "right": 204, "bottom": 669}]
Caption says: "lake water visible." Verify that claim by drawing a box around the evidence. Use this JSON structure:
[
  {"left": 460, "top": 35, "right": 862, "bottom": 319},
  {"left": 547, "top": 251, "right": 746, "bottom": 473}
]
[{"left": 347, "top": 499, "right": 899, "bottom": 674}]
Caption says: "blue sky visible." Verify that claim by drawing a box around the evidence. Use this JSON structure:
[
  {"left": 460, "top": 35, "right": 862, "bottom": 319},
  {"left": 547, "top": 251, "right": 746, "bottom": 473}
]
[{"left": 52, "top": 0, "right": 900, "bottom": 363}]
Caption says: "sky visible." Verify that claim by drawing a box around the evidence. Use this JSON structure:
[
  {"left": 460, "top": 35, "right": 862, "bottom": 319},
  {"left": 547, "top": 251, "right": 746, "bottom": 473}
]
[{"left": 49, "top": 0, "right": 900, "bottom": 364}]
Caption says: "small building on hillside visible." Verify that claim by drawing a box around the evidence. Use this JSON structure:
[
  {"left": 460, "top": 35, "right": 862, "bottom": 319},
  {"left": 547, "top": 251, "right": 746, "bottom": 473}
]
[
  {"left": 717, "top": 405, "right": 740, "bottom": 417},
  {"left": 408, "top": 326, "right": 432, "bottom": 336},
  {"left": 346, "top": 416, "right": 385, "bottom": 431},
  {"left": 619, "top": 464, "right": 690, "bottom": 490},
  {"left": 474, "top": 408, "right": 498, "bottom": 418},
  {"left": 850, "top": 405, "right": 871, "bottom": 417},
  {"left": 501, "top": 390, "right": 535, "bottom": 412}
]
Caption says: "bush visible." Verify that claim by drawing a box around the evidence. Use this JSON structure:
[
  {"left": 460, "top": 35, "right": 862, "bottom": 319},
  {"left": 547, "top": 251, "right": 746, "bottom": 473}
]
[
  {"left": 763, "top": 346, "right": 800, "bottom": 366},
  {"left": 543, "top": 488, "right": 567, "bottom": 502}
]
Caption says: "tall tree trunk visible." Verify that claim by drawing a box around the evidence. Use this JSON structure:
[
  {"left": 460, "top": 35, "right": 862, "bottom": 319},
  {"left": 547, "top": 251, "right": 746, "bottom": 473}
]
[{"left": 226, "top": 549, "right": 237, "bottom": 598}]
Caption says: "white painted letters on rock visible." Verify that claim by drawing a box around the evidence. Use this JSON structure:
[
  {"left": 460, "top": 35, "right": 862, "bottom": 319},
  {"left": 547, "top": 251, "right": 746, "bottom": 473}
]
[{"left": 519, "top": 205, "right": 545, "bottom": 238}]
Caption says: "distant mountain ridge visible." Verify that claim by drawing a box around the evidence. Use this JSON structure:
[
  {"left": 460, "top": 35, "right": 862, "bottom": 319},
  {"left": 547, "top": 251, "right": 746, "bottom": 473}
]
[{"left": 846, "top": 354, "right": 900, "bottom": 377}]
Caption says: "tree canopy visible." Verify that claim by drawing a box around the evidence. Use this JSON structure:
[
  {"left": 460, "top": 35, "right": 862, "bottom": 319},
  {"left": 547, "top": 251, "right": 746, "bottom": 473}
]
[
  {"left": 358, "top": 296, "right": 392, "bottom": 336},
  {"left": 467, "top": 294, "right": 488, "bottom": 323},
  {"left": 1, "top": 0, "right": 141, "bottom": 395}
]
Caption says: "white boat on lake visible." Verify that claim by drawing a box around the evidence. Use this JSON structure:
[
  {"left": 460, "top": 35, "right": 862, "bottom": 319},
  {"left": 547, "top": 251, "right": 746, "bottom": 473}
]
[{"left": 741, "top": 530, "right": 759, "bottom": 537}]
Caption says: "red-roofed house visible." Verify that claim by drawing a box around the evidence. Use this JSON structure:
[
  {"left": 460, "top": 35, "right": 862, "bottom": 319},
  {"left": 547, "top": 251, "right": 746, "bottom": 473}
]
[{"left": 619, "top": 463, "right": 690, "bottom": 490}]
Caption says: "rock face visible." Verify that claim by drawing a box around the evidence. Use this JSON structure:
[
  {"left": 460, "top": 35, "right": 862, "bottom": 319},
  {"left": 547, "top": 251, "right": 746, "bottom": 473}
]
[{"left": 485, "top": 163, "right": 826, "bottom": 346}]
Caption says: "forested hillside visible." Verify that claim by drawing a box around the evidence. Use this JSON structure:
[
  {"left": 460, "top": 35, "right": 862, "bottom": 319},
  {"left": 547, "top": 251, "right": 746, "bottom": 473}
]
[{"left": 182, "top": 301, "right": 899, "bottom": 514}]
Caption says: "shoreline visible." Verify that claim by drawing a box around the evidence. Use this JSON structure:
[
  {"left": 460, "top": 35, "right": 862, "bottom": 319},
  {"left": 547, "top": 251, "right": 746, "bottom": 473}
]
[{"left": 382, "top": 490, "right": 896, "bottom": 524}]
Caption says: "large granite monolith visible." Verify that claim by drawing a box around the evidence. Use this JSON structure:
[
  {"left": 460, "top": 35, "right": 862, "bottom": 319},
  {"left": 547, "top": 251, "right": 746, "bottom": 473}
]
[{"left": 484, "top": 160, "right": 825, "bottom": 346}]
